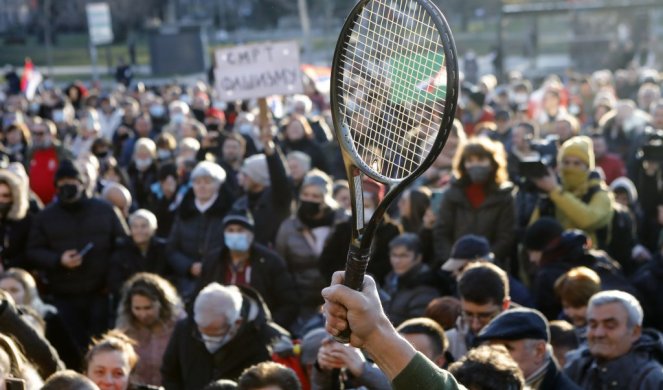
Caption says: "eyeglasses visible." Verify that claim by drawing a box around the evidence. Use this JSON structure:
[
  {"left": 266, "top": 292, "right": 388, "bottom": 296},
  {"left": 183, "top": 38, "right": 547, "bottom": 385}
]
[{"left": 461, "top": 308, "right": 501, "bottom": 323}]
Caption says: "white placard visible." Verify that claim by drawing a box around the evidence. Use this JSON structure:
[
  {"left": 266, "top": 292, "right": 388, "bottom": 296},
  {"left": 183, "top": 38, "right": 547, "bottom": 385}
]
[
  {"left": 86, "top": 2, "right": 113, "bottom": 45},
  {"left": 214, "top": 41, "right": 303, "bottom": 101}
]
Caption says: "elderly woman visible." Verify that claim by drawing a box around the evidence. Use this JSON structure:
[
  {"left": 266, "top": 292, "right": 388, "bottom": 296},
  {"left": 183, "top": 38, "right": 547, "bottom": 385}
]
[
  {"left": 115, "top": 273, "right": 182, "bottom": 387},
  {"left": 84, "top": 330, "right": 138, "bottom": 390},
  {"left": 127, "top": 138, "right": 159, "bottom": 208},
  {"left": 167, "top": 161, "right": 234, "bottom": 297},
  {"left": 433, "top": 137, "right": 516, "bottom": 269},
  {"left": 275, "top": 169, "right": 347, "bottom": 329},
  {"left": 108, "top": 209, "right": 169, "bottom": 294}
]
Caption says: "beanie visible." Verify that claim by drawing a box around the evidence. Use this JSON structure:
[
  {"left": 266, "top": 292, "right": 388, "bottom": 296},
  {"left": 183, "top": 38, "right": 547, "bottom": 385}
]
[
  {"left": 302, "top": 169, "right": 333, "bottom": 197},
  {"left": 559, "top": 135, "right": 594, "bottom": 170},
  {"left": 241, "top": 154, "right": 270, "bottom": 187},
  {"left": 54, "top": 159, "right": 83, "bottom": 184}
]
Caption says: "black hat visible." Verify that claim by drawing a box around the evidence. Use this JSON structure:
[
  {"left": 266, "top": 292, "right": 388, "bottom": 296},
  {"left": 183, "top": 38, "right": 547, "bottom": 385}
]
[
  {"left": 524, "top": 217, "right": 563, "bottom": 251},
  {"left": 222, "top": 208, "right": 254, "bottom": 231},
  {"left": 469, "top": 90, "right": 486, "bottom": 107},
  {"left": 477, "top": 308, "right": 550, "bottom": 343},
  {"left": 442, "top": 234, "right": 493, "bottom": 272},
  {"left": 54, "top": 159, "right": 83, "bottom": 184}
]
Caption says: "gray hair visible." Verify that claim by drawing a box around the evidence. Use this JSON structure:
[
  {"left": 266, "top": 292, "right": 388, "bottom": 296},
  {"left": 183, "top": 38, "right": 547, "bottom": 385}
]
[
  {"left": 287, "top": 151, "right": 312, "bottom": 172},
  {"left": 194, "top": 283, "right": 243, "bottom": 327},
  {"left": 134, "top": 137, "right": 157, "bottom": 157},
  {"left": 588, "top": 290, "right": 643, "bottom": 328},
  {"left": 191, "top": 161, "right": 227, "bottom": 184},
  {"left": 128, "top": 209, "right": 158, "bottom": 231}
]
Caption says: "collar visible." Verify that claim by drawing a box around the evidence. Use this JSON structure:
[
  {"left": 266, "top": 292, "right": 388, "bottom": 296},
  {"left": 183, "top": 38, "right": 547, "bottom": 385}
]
[
  {"left": 195, "top": 193, "right": 219, "bottom": 213},
  {"left": 526, "top": 356, "right": 550, "bottom": 389}
]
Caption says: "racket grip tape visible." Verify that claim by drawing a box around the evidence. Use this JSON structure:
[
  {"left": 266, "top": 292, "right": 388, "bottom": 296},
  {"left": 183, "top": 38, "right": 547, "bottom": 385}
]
[{"left": 334, "top": 246, "right": 370, "bottom": 343}]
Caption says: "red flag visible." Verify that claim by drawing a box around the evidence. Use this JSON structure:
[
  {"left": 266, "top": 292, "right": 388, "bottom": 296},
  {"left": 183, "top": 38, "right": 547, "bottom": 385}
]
[{"left": 20, "top": 58, "right": 33, "bottom": 92}]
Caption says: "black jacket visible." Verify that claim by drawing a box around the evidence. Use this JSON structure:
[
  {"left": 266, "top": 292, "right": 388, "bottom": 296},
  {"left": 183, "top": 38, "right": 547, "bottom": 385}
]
[
  {"left": 632, "top": 254, "right": 663, "bottom": 332},
  {"left": 108, "top": 237, "right": 170, "bottom": 294},
  {"left": 161, "top": 287, "right": 289, "bottom": 389},
  {"left": 26, "top": 197, "right": 129, "bottom": 295},
  {"left": 127, "top": 161, "right": 159, "bottom": 208},
  {"left": 197, "top": 243, "right": 299, "bottom": 330},
  {"left": 539, "top": 358, "right": 580, "bottom": 390},
  {"left": 233, "top": 148, "right": 292, "bottom": 248},
  {"left": 167, "top": 187, "right": 234, "bottom": 296},
  {"left": 382, "top": 263, "right": 439, "bottom": 327}
]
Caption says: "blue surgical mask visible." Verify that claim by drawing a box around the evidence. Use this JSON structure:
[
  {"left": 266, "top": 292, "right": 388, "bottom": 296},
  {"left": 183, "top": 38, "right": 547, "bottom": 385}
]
[{"left": 224, "top": 232, "right": 251, "bottom": 252}]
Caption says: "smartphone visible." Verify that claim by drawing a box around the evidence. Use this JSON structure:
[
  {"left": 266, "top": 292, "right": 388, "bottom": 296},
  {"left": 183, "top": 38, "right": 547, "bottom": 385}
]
[
  {"left": 6, "top": 378, "right": 26, "bottom": 390},
  {"left": 78, "top": 242, "right": 94, "bottom": 257}
]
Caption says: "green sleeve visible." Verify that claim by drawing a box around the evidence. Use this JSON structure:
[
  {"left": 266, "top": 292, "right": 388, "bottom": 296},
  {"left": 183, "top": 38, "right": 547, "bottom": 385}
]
[{"left": 392, "top": 352, "right": 462, "bottom": 390}]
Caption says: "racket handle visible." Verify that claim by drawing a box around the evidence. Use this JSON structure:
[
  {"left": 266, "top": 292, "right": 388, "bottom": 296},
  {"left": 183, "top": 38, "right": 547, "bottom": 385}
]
[{"left": 334, "top": 246, "right": 370, "bottom": 343}]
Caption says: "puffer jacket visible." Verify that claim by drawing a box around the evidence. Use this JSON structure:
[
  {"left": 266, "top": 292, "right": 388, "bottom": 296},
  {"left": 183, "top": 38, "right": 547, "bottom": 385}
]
[
  {"left": 382, "top": 263, "right": 439, "bottom": 327},
  {"left": 565, "top": 329, "right": 663, "bottom": 389},
  {"left": 166, "top": 187, "right": 234, "bottom": 297},
  {"left": 0, "top": 169, "right": 31, "bottom": 269},
  {"left": 275, "top": 208, "right": 347, "bottom": 309},
  {"left": 433, "top": 178, "right": 516, "bottom": 266},
  {"left": 26, "top": 197, "right": 129, "bottom": 295}
]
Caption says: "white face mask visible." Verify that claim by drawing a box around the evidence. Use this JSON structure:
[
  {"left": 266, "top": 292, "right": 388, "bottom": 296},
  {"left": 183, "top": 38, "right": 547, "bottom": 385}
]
[
  {"left": 201, "top": 327, "right": 235, "bottom": 353},
  {"left": 135, "top": 157, "right": 153, "bottom": 171}
]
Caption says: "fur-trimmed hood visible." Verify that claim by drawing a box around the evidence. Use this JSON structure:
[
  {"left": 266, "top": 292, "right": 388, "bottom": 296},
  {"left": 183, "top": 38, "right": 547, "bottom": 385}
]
[{"left": 0, "top": 169, "right": 28, "bottom": 220}]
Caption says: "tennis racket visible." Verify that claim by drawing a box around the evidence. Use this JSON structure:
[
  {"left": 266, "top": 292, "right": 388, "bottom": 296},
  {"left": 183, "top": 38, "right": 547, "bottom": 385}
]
[{"left": 330, "top": 0, "right": 458, "bottom": 342}]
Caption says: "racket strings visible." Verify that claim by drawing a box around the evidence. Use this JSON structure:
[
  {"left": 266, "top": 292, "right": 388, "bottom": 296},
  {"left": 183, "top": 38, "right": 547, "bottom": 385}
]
[{"left": 338, "top": 0, "right": 447, "bottom": 180}]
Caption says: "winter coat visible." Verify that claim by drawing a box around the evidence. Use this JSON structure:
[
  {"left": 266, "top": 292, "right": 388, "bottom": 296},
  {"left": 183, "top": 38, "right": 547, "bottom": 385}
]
[
  {"left": 26, "top": 197, "right": 129, "bottom": 295},
  {"left": 0, "top": 169, "right": 32, "bottom": 269},
  {"left": 161, "top": 287, "right": 289, "bottom": 389},
  {"left": 233, "top": 148, "right": 292, "bottom": 248},
  {"left": 127, "top": 161, "right": 159, "bottom": 208},
  {"left": 632, "top": 254, "right": 663, "bottom": 332},
  {"left": 108, "top": 237, "right": 171, "bottom": 294},
  {"left": 382, "top": 263, "right": 440, "bottom": 327},
  {"left": 275, "top": 209, "right": 347, "bottom": 309},
  {"left": 531, "top": 230, "right": 636, "bottom": 320},
  {"left": 197, "top": 243, "right": 300, "bottom": 330},
  {"left": 565, "top": 329, "right": 663, "bottom": 390},
  {"left": 319, "top": 216, "right": 402, "bottom": 287},
  {"left": 433, "top": 178, "right": 516, "bottom": 266},
  {"left": 166, "top": 188, "right": 234, "bottom": 297},
  {"left": 537, "top": 358, "right": 581, "bottom": 390}
]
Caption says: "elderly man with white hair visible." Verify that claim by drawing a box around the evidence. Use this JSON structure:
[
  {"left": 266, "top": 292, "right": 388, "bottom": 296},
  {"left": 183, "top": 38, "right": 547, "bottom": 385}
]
[
  {"left": 162, "top": 282, "right": 288, "bottom": 389},
  {"left": 565, "top": 290, "right": 663, "bottom": 389},
  {"left": 108, "top": 208, "right": 169, "bottom": 293},
  {"left": 167, "top": 161, "right": 234, "bottom": 297}
]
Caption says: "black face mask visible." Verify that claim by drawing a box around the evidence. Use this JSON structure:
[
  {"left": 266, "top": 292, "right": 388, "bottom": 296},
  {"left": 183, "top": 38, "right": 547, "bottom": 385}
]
[
  {"left": 192, "top": 109, "right": 206, "bottom": 123},
  {"left": 297, "top": 200, "right": 324, "bottom": 227},
  {"left": 58, "top": 184, "right": 82, "bottom": 204},
  {"left": 0, "top": 202, "right": 11, "bottom": 217}
]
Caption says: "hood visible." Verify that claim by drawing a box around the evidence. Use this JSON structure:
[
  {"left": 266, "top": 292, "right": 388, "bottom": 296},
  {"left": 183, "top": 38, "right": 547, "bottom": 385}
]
[
  {"left": 610, "top": 176, "right": 638, "bottom": 204},
  {"left": 0, "top": 170, "right": 28, "bottom": 220},
  {"left": 633, "top": 328, "right": 663, "bottom": 363}
]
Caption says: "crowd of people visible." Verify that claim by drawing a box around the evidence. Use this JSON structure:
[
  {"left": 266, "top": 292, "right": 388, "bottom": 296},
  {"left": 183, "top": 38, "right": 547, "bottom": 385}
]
[{"left": 0, "top": 56, "right": 661, "bottom": 389}]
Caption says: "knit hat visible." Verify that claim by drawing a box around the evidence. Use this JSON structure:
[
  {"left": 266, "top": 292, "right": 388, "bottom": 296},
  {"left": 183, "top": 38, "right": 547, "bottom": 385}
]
[
  {"left": 524, "top": 217, "right": 563, "bottom": 251},
  {"left": 223, "top": 208, "right": 254, "bottom": 231},
  {"left": 301, "top": 169, "right": 333, "bottom": 197},
  {"left": 559, "top": 135, "right": 594, "bottom": 170},
  {"left": 442, "top": 234, "right": 493, "bottom": 272},
  {"left": 54, "top": 159, "right": 83, "bottom": 184},
  {"left": 477, "top": 308, "right": 550, "bottom": 343},
  {"left": 190, "top": 161, "right": 227, "bottom": 184},
  {"left": 241, "top": 154, "right": 270, "bottom": 187},
  {"left": 300, "top": 328, "right": 330, "bottom": 365}
]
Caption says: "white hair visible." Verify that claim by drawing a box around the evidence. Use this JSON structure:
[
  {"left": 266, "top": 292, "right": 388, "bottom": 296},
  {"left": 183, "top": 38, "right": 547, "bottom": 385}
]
[
  {"left": 180, "top": 137, "right": 201, "bottom": 153},
  {"left": 168, "top": 100, "right": 190, "bottom": 115},
  {"left": 191, "top": 161, "right": 226, "bottom": 184},
  {"left": 134, "top": 138, "right": 157, "bottom": 157},
  {"left": 287, "top": 151, "right": 312, "bottom": 171},
  {"left": 101, "top": 182, "right": 133, "bottom": 210},
  {"left": 292, "top": 94, "right": 313, "bottom": 114},
  {"left": 194, "top": 283, "right": 243, "bottom": 327},
  {"left": 128, "top": 208, "right": 158, "bottom": 231},
  {"left": 588, "top": 290, "right": 643, "bottom": 328}
]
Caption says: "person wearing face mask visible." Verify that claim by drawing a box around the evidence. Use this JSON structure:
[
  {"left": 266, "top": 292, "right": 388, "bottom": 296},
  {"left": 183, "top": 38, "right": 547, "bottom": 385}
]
[
  {"left": 127, "top": 138, "right": 159, "bottom": 208},
  {"left": 531, "top": 135, "right": 612, "bottom": 249},
  {"left": 196, "top": 208, "right": 299, "bottom": 331},
  {"left": 162, "top": 282, "right": 290, "bottom": 388},
  {"left": 26, "top": 159, "right": 130, "bottom": 351},
  {"left": 163, "top": 100, "right": 191, "bottom": 142},
  {"left": 434, "top": 137, "right": 516, "bottom": 270},
  {"left": 0, "top": 170, "right": 32, "bottom": 270},
  {"left": 275, "top": 169, "right": 348, "bottom": 333}
]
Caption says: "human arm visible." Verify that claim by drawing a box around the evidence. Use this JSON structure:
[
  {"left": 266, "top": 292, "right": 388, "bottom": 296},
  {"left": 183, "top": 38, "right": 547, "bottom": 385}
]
[{"left": 322, "top": 272, "right": 460, "bottom": 388}]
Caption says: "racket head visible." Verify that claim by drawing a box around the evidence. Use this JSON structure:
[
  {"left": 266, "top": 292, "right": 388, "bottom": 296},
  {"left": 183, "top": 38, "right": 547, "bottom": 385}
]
[
  {"left": 331, "top": 0, "right": 458, "bottom": 185},
  {"left": 330, "top": 0, "right": 459, "bottom": 245}
]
